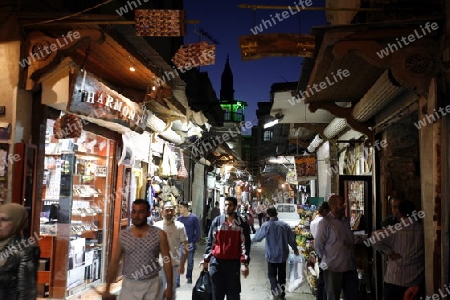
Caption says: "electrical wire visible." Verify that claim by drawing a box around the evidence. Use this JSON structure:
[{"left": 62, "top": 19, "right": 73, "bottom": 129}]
[{"left": 22, "top": 0, "right": 115, "bottom": 27}]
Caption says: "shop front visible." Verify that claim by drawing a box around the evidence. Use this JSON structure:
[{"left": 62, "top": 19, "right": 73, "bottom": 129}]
[{"left": 35, "top": 61, "right": 151, "bottom": 298}]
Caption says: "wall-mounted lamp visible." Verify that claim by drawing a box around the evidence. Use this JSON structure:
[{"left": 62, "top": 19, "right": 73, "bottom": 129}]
[{"left": 264, "top": 118, "right": 278, "bottom": 129}]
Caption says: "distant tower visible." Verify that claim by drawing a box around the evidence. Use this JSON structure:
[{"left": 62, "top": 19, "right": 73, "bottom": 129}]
[
  {"left": 218, "top": 55, "right": 247, "bottom": 123},
  {"left": 220, "top": 54, "right": 234, "bottom": 101}
]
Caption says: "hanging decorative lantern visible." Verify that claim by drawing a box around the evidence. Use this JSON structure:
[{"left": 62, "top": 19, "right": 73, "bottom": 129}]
[
  {"left": 135, "top": 9, "right": 186, "bottom": 36},
  {"left": 53, "top": 114, "right": 83, "bottom": 139},
  {"left": 172, "top": 42, "right": 216, "bottom": 69}
]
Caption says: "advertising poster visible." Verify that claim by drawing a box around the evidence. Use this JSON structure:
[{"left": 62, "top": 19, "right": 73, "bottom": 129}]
[{"left": 294, "top": 156, "right": 317, "bottom": 177}]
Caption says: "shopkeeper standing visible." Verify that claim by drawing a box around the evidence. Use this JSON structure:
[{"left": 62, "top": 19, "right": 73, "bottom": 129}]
[
  {"left": 310, "top": 201, "right": 330, "bottom": 300},
  {"left": 314, "top": 195, "right": 359, "bottom": 300}
]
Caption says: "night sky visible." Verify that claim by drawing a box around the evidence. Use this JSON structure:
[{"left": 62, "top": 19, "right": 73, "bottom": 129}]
[{"left": 184, "top": 0, "right": 327, "bottom": 132}]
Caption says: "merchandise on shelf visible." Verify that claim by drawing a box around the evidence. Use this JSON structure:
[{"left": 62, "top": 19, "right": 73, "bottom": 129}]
[{"left": 292, "top": 204, "right": 319, "bottom": 295}]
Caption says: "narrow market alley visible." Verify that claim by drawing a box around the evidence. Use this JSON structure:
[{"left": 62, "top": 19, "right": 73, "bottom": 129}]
[{"left": 175, "top": 234, "right": 316, "bottom": 300}]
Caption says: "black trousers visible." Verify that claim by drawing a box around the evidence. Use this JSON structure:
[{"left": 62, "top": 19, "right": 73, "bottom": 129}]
[
  {"left": 257, "top": 213, "right": 264, "bottom": 227},
  {"left": 268, "top": 261, "right": 287, "bottom": 299},
  {"left": 209, "top": 258, "right": 241, "bottom": 300}
]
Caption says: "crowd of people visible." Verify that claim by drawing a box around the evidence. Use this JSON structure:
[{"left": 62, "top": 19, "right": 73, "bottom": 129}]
[{"left": 0, "top": 193, "right": 425, "bottom": 300}]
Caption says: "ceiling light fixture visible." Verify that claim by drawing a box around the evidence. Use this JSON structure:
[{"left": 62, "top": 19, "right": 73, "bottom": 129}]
[{"left": 127, "top": 56, "right": 136, "bottom": 72}]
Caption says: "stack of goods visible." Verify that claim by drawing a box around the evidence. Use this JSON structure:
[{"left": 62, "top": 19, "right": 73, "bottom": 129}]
[{"left": 294, "top": 204, "right": 319, "bottom": 295}]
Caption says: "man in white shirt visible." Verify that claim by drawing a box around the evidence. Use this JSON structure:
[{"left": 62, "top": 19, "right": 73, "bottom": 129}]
[
  {"left": 314, "top": 195, "right": 358, "bottom": 300},
  {"left": 310, "top": 202, "right": 330, "bottom": 239},
  {"left": 155, "top": 201, "right": 188, "bottom": 299},
  {"left": 310, "top": 201, "right": 330, "bottom": 300}
]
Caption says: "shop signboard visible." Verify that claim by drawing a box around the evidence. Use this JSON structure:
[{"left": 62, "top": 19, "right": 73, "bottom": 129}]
[
  {"left": 135, "top": 9, "right": 185, "bottom": 36},
  {"left": 294, "top": 155, "right": 317, "bottom": 177},
  {"left": 239, "top": 33, "right": 315, "bottom": 61},
  {"left": 172, "top": 41, "right": 216, "bottom": 69},
  {"left": 68, "top": 69, "right": 148, "bottom": 132}
]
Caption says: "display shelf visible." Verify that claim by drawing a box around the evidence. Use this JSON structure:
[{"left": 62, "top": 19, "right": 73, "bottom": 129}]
[{"left": 41, "top": 119, "right": 116, "bottom": 299}]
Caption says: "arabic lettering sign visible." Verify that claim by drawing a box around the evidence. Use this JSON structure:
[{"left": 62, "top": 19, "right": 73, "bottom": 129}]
[{"left": 239, "top": 33, "right": 315, "bottom": 61}]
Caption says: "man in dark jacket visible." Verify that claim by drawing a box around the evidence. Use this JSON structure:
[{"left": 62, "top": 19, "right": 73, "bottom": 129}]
[
  {"left": 201, "top": 196, "right": 251, "bottom": 300},
  {"left": 209, "top": 201, "right": 221, "bottom": 221}
]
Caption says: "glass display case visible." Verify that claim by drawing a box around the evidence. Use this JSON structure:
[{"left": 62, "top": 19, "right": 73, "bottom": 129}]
[
  {"left": 41, "top": 118, "right": 115, "bottom": 298},
  {"left": 339, "top": 175, "right": 372, "bottom": 231}
]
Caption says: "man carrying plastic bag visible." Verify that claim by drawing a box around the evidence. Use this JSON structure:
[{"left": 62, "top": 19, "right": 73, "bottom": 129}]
[{"left": 253, "top": 206, "right": 299, "bottom": 300}]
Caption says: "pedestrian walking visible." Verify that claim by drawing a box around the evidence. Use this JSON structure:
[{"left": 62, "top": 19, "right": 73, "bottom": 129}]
[
  {"left": 314, "top": 195, "right": 359, "bottom": 300},
  {"left": 204, "top": 197, "right": 213, "bottom": 236},
  {"left": 200, "top": 196, "right": 251, "bottom": 300},
  {"left": 100, "top": 199, "right": 173, "bottom": 300},
  {"left": 245, "top": 204, "right": 257, "bottom": 234},
  {"left": 209, "top": 201, "right": 221, "bottom": 222},
  {"left": 252, "top": 206, "right": 299, "bottom": 300},
  {"left": 155, "top": 201, "right": 188, "bottom": 299},
  {"left": 0, "top": 203, "right": 40, "bottom": 299},
  {"left": 256, "top": 201, "right": 266, "bottom": 227},
  {"left": 177, "top": 201, "right": 201, "bottom": 285}
]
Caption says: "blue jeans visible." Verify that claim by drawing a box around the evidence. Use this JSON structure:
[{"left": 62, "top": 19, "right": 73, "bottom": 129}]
[{"left": 177, "top": 243, "right": 196, "bottom": 284}]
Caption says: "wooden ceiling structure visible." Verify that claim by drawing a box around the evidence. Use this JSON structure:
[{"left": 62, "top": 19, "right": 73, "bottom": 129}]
[
  {"left": 18, "top": 13, "right": 188, "bottom": 121},
  {"left": 300, "top": 18, "right": 444, "bottom": 140}
]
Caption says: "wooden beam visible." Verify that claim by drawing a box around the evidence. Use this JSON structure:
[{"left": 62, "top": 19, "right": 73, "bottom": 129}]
[
  {"left": 237, "top": 4, "right": 421, "bottom": 12},
  {"left": 21, "top": 19, "right": 200, "bottom": 27}
]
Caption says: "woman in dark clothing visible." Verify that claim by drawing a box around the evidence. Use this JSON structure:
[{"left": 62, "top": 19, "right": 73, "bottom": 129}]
[{"left": 0, "top": 203, "right": 40, "bottom": 300}]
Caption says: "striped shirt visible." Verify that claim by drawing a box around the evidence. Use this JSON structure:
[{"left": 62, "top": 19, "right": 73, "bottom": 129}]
[
  {"left": 121, "top": 226, "right": 161, "bottom": 280},
  {"left": 371, "top": 218, "right": 424, "bottom": 287}
]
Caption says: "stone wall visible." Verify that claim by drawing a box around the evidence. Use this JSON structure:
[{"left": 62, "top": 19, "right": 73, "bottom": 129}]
[{"left": 379, "top": 111, "right": 421, "bottom": 213}]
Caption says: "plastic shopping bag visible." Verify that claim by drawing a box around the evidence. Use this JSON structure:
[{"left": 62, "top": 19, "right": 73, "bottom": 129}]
[
  {"left": 288, "top": 253, "right": 304, "bottom": 292},
  {"left": 192, "top": 270, "right": 213, "bottom": 300}
]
